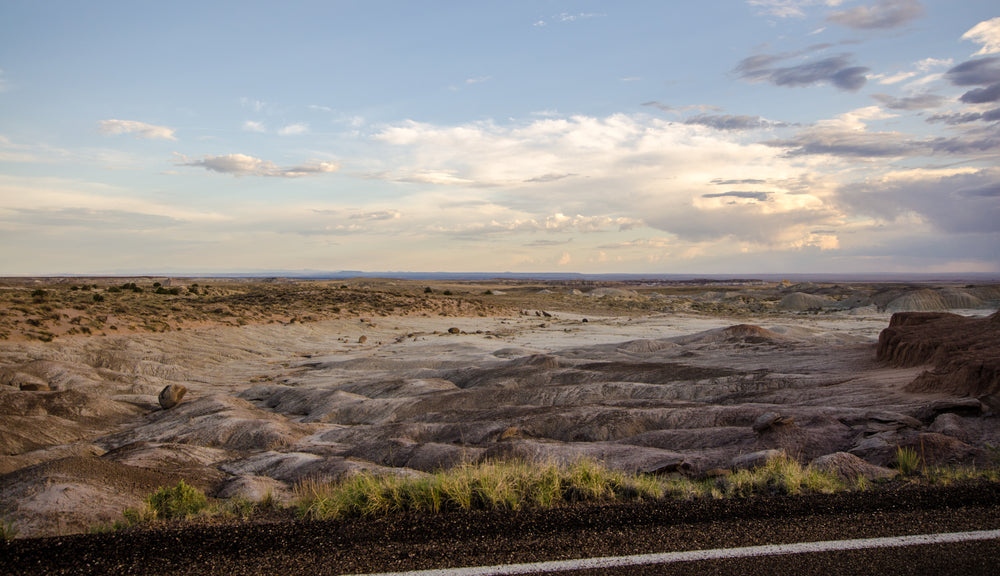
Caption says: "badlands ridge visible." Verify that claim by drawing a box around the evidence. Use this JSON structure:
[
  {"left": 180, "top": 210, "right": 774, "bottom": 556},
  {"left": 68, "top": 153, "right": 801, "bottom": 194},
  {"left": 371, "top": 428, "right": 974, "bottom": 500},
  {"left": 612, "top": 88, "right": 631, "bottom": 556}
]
[{"left": 1, "top": 278, "right": 998, "bottom": 537}]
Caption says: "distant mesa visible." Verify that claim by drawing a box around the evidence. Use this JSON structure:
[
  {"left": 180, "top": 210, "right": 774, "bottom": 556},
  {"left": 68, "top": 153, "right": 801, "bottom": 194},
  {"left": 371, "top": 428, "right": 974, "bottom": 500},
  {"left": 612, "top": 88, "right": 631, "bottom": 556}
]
[{"left": 877, "top": 311, "right": 1000, "bottom": 397}]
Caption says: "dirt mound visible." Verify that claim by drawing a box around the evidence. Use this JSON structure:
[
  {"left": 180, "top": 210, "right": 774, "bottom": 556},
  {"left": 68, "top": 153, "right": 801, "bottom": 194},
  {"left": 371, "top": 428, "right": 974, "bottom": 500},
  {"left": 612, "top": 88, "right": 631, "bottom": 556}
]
[
  {"left": 0, "top": 456, "right": 216, "bottom": 537},
  {"left": 877, "top": 312, "right": 1000, "bottom": 396},
  {"left": 670, "top": 324, "right": 791, "bottom": 346},
  {"left": 777, "top": 292, "right": 838, "bottom": 311}
]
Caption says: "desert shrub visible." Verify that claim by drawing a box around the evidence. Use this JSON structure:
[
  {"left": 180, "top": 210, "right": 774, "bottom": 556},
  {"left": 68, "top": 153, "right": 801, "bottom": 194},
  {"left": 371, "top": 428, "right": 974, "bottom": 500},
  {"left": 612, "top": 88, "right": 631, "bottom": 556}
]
[
  {"left": 144, "top": 480, "right": 208, "bottom": 520},
  {"left": 895, "top": 446, "right": 922, "bottom": 476},
  {"left": 424, "top": 287, "right": 433, "bottom": 294},
  {"left": 107, "top": 286, "right": 122, "bottom": 293},
  {"left": 92, "top": 294, "right": 104, "bottom": 302}
]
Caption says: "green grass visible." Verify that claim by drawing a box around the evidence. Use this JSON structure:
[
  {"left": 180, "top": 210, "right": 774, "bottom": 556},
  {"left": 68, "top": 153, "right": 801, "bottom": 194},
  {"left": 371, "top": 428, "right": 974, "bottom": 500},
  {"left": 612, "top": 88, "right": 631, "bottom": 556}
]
[
  {"left": 895, "top": 446, "right": 922, "bottom": 476},
  {"left": 100, "top": 456, "right": 1000, "bottom": 535},
  {"left": 292, "top": 456, "right": 846, "bottom": 521}
]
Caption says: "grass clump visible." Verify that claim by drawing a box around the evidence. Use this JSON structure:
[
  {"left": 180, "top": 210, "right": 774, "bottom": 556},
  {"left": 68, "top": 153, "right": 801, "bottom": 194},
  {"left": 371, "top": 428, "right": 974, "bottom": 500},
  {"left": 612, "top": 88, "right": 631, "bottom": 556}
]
[
  {"left": 295, "top": 459, "right": 662, "bottom": 521},
  {"left": 716, "top": 454, "right": 843, "bottom": 498},
  {"left": 122, "top": 480, "right": 208, "bottom": 524},
  {"left": 895, "top": 446, "right": 922, "bottom": 476}
]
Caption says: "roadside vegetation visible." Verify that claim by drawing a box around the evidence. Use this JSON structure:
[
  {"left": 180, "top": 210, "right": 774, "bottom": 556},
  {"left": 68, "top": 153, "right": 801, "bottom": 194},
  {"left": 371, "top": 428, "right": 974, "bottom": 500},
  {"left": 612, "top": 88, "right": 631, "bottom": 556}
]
[{"left": 75, "top": 453, "right": 1000, "bottom": 535}]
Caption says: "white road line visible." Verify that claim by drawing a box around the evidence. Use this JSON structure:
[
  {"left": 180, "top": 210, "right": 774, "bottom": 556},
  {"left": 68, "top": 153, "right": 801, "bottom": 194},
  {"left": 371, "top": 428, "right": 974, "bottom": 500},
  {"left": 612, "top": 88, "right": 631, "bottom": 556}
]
[{"left": 344, "top": 529, "right": 1000, "bottom": 576}]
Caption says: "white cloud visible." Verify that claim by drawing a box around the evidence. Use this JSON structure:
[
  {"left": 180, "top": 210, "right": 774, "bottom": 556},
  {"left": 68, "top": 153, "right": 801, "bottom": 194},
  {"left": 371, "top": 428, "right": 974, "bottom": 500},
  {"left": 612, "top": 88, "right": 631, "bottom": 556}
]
[
  {"left": 176, "top": 153, "right": 338, "bottom": 177},
  {"left": 746, "top": 0, "right": 843, "bottom": 19},
  {"left": 243, "top": 120, "right": 267, "bottom": 133},
  {"left": 963, "top": 17, "right": 1000, "bottom": 56},
  {"left": 97, "top": 119, "right": 177, "bottom": 141},
  {"left": 466, "top": 76, "right": 492, "bottom": 85},
  {"left": 278, "top": 123, "right": 309, "bottom": 135}
]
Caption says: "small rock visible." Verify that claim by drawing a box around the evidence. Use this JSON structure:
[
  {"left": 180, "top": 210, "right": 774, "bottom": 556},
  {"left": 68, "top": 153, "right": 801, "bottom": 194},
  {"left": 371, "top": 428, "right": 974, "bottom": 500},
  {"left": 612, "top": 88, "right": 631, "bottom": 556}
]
[
  {"left": 448, "top": 327, "right": 461, "bottom": 334},
  {"left": 19, "top": 382, "right": 51, "bottom": 392},
  {"left": 582, "top": 318, "right": 588, "bottom": 323},
  {"left": 914, "top": 398, "right": 982, "bottom": 422},
  {"left": 358, "top": 335, "right": 368, "bottom": 344},
  {"left": 730, "top": 449, "right": 784, "bottom": 471},
  {"left": 158, "top": 384, "right": 187, "bottom": 409}
]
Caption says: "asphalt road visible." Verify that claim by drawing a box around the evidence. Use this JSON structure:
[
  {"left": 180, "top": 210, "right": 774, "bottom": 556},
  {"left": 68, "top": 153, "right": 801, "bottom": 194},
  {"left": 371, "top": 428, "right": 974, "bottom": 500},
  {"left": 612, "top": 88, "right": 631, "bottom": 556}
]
[{"left": 3, "top": 482, "right": 999, "bottom": 576}]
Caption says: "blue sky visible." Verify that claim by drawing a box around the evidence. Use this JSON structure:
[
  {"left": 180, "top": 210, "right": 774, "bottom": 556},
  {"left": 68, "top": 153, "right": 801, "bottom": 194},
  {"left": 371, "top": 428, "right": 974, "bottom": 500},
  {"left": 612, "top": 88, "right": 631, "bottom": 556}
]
[{"left": 1, "top": 1, "right": 998, "bottom": 275}]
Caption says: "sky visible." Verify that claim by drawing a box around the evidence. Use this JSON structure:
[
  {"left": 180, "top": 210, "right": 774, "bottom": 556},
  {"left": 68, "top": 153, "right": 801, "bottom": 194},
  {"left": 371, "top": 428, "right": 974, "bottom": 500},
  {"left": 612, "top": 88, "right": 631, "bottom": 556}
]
[{"left": 1, "top": 0, "right": 999, "bottom": 276}]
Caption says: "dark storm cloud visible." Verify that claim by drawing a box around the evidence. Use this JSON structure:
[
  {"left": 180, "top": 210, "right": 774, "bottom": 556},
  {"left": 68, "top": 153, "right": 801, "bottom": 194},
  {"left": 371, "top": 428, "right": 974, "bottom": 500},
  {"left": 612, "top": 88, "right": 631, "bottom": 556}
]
[
  {"left": 945, "top": 57, "right": 1000, "bottom": 87},
  {"left": 927, "top": 108, "right": 1000, "bottom": 125},
  {"left": 702, "top": 191, "right": 772, "bottom": 201},
  {"left": 960, "top": 83, "right": 1000, "bottom": 104},
  {"left": 827, "top": 0, "right": 924, "bottom": 30},
  {"left": 683, "top": 114, "right": 786, "bottom": 130},
  {"left": 734, "top": 53, "right": 870, "bottom": 92},
  {"left": 871, "top": 92, "right": 945, "bottom": 110}
]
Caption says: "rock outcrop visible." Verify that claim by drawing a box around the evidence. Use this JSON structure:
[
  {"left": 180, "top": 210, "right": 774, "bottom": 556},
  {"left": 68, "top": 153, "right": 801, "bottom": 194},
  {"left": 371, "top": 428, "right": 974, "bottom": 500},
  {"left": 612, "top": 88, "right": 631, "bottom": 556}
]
[
  {"left": 877, "top": 311, "right": 1000, "bottom": 396},
  {"left": 158, "top": 384, "right": 187, "bottom": 409}
]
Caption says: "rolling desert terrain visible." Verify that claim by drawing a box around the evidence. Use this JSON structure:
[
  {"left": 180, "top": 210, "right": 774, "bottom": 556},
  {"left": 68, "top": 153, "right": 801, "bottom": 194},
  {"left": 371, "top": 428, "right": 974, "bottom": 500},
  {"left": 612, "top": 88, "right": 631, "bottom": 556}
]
[{"left": 1, "top": 277, "right": 998, "bottom": 539}]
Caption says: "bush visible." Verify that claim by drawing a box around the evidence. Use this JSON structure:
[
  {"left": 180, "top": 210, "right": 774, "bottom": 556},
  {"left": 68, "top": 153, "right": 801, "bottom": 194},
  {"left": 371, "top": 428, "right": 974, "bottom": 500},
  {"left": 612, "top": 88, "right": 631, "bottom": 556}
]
[
  {"left": 144, "top": 481, "right": 208, "bottom": 520},
  {"left": 92, "top": 294, "right": 105, "bottom": 302},
  {"left": 1, "top": 514, "right": 17, "bottom": 540}
]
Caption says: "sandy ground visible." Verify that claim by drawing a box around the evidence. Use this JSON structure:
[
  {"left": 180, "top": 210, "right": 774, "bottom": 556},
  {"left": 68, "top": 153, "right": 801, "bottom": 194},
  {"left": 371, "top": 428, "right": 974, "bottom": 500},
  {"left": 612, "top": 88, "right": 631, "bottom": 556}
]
[{"left": 2, "top": 282, "right": 999, "bottom": 538}]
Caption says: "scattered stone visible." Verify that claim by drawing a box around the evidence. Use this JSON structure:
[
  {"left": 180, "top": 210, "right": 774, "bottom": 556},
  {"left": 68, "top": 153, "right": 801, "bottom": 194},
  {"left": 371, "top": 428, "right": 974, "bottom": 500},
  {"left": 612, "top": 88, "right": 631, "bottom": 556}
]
[
  {"left": 730, "top": 449, "right": 784, "bottom": 471},
  {"left": 582, "top": 318, "right": 588, "bottom": 323},
  {"left": 810, "top": 452, "right": 897, "bottom": 482},
  {"left": 358, "top": 335, "right": 368, "bottom": 344},
  {"left": 448, "top": 327, "right": 461, "bottom": 334},
  {"left": 158, "top": 384, "right": 187, "bottom": 410}
]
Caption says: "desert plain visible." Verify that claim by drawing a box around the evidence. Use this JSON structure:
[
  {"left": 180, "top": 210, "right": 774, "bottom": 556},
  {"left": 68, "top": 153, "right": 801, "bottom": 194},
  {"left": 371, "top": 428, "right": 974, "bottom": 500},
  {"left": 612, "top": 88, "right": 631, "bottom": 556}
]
[{"left": 1, "top": 276, "right": 998, "bottom": 538}]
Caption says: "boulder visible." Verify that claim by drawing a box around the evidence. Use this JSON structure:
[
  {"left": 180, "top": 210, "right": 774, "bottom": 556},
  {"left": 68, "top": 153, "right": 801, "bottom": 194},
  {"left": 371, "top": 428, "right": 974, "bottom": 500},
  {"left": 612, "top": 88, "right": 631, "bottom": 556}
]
[
  {"left": 158, "top": 384, "right": 187, "bottom": 410},
  {"left": 752, "top": 411, "right": 793, "bottom": 433},
  {"left": 730, "top": 449, "right": 784, "bottom": 471},
  {"left": 810, "top": 452, "right": 896, "bottom": 482}
]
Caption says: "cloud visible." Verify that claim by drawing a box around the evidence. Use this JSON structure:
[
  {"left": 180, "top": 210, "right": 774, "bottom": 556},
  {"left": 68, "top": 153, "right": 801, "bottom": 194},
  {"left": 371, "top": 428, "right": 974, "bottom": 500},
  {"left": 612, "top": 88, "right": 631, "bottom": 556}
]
[
  {"left": 734, "top": 53, "right": 869, "bottom": 91},
  {"left": 711, "top": 178, "right": 768, "bottom": 185},
  {"left": 243, "top": 120, "right": 267, "bottom": 133},
  {"left": 959, "top": 83, "right": 1000, "bottom": 104},
  {"left": 7, "top": 208, "right": 182, "bottom": 230},
  {"left": 827, "top": 0, "right": 924, "bottom": 30},
  {"left": 837, "top": 168, "right": 1000, "bottom": 234},
  {"left": 963, "top": 17, "right": 1000, "bottom": 56},
  {"left": 641, "top": 102, "right": 724, "bottom": 114},
  {"left": 702, "top": 191, "right": 772, "bottom": 201},
  {"left": 926, "top": 108, "right": 1000, "bottom": 125},
  {"left": 763, "top": 107, "right": 928, "bottom": 158},
  {"left": 944, "top": 57, "right": 1000, "bottom": 86},
  {"left": 684, "top": 114, "right": 786, "bottom": 130},
  {"left": 278, "top": 123, "right": 309, "bottom": 136},
  {"left": 350, "top": 210, "right": 401, "bottom": 221},
  {"left": 97, "top": 119, "right": 177, "bottom": 141},
  {"left": 176, "top": 153, "right": 338, "bottom": 177},
  {"left": 746, "top": 0, "right": 843, "bottom": 19},
  {"left": 466, "top": 76, "right": 492, "bottom": 85},
  {"left": 871, "top": 92, "right": 945, "bottom": 110}
]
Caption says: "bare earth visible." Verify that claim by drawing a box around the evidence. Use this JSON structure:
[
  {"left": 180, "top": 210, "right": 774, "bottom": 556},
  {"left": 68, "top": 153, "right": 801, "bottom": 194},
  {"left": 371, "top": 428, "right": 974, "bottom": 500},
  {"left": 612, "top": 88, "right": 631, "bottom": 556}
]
[{"left": 1, "top": 278, "right": 999, "bottom": 538}]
